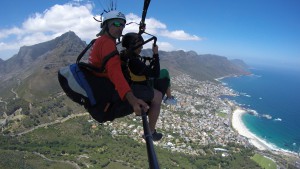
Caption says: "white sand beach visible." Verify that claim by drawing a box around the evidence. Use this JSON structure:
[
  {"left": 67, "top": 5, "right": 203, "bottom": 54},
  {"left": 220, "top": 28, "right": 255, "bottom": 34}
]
[
  {"left": 232, "top": 107, "right": 300, "bottom": 160},
  {"left": 232, "top": 108, "right": 271, "bottom": 150}
]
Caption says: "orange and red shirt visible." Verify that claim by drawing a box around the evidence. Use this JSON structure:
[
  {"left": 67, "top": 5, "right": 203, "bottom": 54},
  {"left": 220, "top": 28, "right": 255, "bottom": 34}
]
[{"left": 88, "top": 35, "right": 131, "bottom": 100}]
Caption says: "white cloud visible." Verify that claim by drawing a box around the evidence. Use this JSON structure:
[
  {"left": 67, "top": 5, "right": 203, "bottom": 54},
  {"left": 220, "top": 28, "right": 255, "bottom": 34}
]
[
  {"left": 0, "top": 3, "right": 202, "bottom": 60},
  {"left": 142, "top": 40, "right": 176, "bottom": 52},
  {"left": 141, "top": 17, "right": 167, "bottom": 35},
  {"left": 123, "top": 13, "right": 201, "bottom": 51},
  {"left": 21, "top": 3, "right": 98, "bottom": 39},
  {"left": 156, "top": 42, "right": 176, "bottom": 51},
  {"left": 0, "top": 27, "right": 22, "bottom": 39},
  {"left": 160, "top": 30, "right": 202, "bottom": 41},
  {"left": 21, "top": 32, "right": 54, "bottom": 47},
  {"left": 0, "top": 3, "right": 98, "bottom": 50},
  {"left": 124, "top": 13, "right": 201, "bottom": 41}
]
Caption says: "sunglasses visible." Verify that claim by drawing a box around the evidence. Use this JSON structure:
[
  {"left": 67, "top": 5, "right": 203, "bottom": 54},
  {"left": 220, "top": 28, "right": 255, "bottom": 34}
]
[{"left": 112, "top": 21, "right": 125, "bottom": 28}]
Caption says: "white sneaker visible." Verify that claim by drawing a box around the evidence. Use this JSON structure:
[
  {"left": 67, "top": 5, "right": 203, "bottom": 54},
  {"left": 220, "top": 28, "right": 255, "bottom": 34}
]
[{"left": 164, "top": 96, "right": 177, "bottom": 105}]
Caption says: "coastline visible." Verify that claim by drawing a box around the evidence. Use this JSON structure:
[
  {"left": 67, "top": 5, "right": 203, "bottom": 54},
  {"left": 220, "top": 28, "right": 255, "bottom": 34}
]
[
  {"left": 231, "top": 107, "right": 270, "bottom": 151},
  {"left": 231, "top": 106, "right": 300, "bottom": 158},
  {"left": 218, "top": 74, "right": 300, "bottom": 159},
  {"left": 217, "top": 76, "right": 272, "bottom": 150}
]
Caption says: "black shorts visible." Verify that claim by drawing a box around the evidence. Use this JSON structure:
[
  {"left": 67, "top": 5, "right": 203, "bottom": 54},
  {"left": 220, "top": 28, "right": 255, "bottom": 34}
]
[
  {"left": 86, "top": 74, "right": 154, "bottom": 123},
  {"left": 131, "top": 77, "right": 169, "bottom": 99},
  {"left": 131, "top": 84, "right": 154, "bottom": 102},
  {"left": 153, "top": 78, "right": 170, "bottom": 98}
]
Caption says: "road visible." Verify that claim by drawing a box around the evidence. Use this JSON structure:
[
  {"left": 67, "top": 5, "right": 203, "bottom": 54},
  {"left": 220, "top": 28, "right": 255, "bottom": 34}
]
[{"left": 10, "top": 113, "right": 89, "bottom": 136}]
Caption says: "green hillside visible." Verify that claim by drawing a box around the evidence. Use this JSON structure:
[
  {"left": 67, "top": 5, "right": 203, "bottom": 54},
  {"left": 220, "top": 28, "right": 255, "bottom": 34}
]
[{"left": 0, "top": 116, "right": 260, "bottom": 169}]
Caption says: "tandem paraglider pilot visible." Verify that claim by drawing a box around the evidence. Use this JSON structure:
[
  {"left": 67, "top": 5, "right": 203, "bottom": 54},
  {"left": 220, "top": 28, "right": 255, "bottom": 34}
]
[{"left": 87, "top": 10, "right": 163, "bottom": 141}]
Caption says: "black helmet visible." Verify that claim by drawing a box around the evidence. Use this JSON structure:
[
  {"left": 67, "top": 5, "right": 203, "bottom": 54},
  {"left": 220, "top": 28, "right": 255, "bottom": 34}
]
[{"left": 122, "top": 32, "right": 144, "bottom": 49}]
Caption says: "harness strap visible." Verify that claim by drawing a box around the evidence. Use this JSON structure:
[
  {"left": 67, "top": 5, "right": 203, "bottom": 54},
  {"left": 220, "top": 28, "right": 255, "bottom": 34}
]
[
  {"left": 76, "top": 39, "right": 96, "bottom": 64},
  {"left": 75, "top": 39, "right": 119, "bottom": 73}
]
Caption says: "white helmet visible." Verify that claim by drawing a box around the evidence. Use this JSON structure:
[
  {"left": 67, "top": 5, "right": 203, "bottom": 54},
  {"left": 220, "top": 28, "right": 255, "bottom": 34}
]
[{"left": 101, "top": 11, "right": 126, "bottom": 28}]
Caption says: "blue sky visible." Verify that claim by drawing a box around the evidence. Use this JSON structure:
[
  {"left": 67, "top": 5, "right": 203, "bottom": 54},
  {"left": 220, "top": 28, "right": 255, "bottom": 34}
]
[{"left": 0, "top": 0, "right": 299, "bottom": 69}]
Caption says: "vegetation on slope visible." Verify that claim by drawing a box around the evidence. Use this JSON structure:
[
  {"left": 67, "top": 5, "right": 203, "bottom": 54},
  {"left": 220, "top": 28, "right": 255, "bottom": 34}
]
[{"left": 0, "top": 116, "right": 261, "bottom": 169}]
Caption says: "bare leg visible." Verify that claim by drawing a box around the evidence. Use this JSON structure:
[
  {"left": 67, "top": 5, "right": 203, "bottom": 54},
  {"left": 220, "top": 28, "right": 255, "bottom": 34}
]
[
  {"left": 166, "top": 87, "right": 172, "bottom": 98},
  {"left": 148, "top": 89, "right": 162, "bottom": 133}
]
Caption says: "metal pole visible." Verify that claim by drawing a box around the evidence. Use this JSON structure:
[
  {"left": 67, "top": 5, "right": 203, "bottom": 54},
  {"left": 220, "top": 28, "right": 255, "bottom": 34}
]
[{"left": 141, "top": 110, "right": 160, "bottom": 169}]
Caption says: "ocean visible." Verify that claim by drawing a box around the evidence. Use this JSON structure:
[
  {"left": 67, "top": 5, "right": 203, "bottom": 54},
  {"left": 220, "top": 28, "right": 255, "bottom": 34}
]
[{"left": 221, "top": 65, "right": 300, "bottom": 154}]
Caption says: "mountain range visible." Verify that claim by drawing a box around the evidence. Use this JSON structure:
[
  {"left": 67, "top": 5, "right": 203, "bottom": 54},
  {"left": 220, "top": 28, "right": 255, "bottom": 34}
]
[
  {"left": 149, "top": 50, "right": 250, "bottom": 81},
  {"left": 1, "top": 32, "right": 297, "bottom": 169},
  {"left": 0, "top": 31, "right": 249, "bottom": 112}
]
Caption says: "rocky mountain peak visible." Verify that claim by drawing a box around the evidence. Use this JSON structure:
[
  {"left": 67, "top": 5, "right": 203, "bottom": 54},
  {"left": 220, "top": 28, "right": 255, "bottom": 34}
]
[
  {"left": 0, "top": 31, "right": 86, "bottom": 76},
  {"left": 19, "top": 31, "right": 84, "bottom": 59},
  {"left": 54, "top": 31, "right": 85, "bottom": 47}
]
